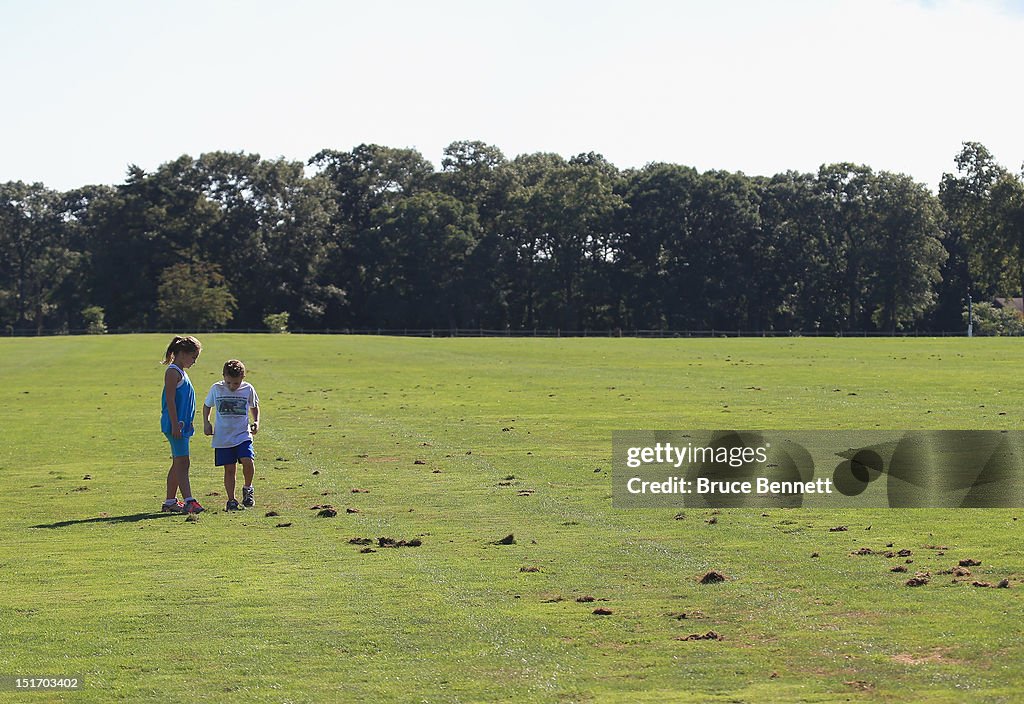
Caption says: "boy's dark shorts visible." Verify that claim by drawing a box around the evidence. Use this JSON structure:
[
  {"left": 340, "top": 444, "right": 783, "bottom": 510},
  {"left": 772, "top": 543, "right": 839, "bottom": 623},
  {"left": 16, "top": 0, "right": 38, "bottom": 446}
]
[{"left": 215, "top": 440, "right": 256, "bottom": 467}]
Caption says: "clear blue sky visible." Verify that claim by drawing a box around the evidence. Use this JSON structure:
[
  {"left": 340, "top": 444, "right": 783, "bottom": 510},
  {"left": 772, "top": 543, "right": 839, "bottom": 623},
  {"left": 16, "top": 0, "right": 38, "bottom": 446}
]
[{"left": 3, "top": 0, "right": 1022, "bottom": 191}]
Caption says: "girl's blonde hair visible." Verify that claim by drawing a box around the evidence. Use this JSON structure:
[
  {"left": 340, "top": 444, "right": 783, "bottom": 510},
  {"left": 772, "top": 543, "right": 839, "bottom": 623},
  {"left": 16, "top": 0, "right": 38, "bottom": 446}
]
[{"left": 162, "top": 335, "right": 202, "bottom": 365}]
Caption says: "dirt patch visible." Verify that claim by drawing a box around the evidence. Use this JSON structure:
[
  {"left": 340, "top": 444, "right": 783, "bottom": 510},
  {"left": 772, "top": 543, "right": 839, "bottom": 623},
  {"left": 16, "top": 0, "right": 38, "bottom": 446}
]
[
  {"left": 905, "top": 572, "right": 931, "bottom": 587},
  {"left": 592, "top": 608, "right": 613, "bottom": 616},
  {"left": 520, "top": 566, "right": 542, "bottom": 573},
  {"left": 829, "top": 525, "right": 848, "bottom": 532},
  {"left": 699, "top": 571, "right": 727, "bottom": 584},
  {"left": 893, "top": 649, "right": 963, "bottom": 665},
  {"left": 349, "top": 537, "right": 373, "bottom": 545},
  {"left": 576, "top": 596, "right": 596, "bottom": 603},
  {"left": 317, "top": 508, "right": 338, "bottom": 518},
  {"left": 851, "top": 547, "right": 874, "bottom": 555},
  {"left": 346, "top": 507, "right": 360, "bottom": 513},
  {"left": 265, "top": 511, "right": 280, "bottom": 517},
  {"left": 494, "top": 534, "right": 516, "bottom": 545},
  {"left": 275, "top": 522, "right": 292, "bottom": 528},
  {"left": 676, "top": 631, "right": 723, "bottom": 641},
  {"left": 377, "top": 537, "right": 422, "bottom": 548},
  {"left": 952, "top": 566, "right": 972, "bottom": 577},
  {"left": 959, "top": 558, "right": 982, "bottom": 567},
  {"left": 669, "top": 611, "right": 705, "bottom": 620}
]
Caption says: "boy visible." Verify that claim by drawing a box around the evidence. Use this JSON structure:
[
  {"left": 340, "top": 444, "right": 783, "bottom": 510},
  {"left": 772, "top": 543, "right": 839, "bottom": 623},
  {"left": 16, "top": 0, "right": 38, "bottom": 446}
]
[{"left": 203, "top": 359, "right": 260, "bottom": 510}]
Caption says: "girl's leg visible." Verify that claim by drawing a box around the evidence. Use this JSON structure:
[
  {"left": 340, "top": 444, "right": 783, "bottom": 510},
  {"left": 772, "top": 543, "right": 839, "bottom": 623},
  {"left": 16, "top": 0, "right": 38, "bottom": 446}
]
[
  {"left": 166, "top": 464, "right": 179, "bottom": 501},
  {"left": 224, "top": 463, "right": 237, "bottom": 501},
  {"left": 173, "top": 456, "right": 193, "bottom": 500}
]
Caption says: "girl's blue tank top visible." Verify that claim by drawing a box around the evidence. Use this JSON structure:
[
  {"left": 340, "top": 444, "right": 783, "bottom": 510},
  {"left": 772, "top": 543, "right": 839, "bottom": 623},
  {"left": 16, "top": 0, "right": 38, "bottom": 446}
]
[{"left": 160, "top": 364, "right": 196, "bottom": 436}]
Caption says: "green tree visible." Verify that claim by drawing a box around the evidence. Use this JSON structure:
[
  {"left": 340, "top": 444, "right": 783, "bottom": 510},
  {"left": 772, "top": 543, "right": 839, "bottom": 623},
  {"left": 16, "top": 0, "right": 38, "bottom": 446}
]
[
  {"left": 757, "top": 171, "right": 832, "bottom": 330},
  {"left": 493, "top": 153, "right": 569, "bottom": 328},
  {"left": 815, "top": 163, "right": 880, "bottom": 330},
  {"left": 193, "top": 152, "right": 339, "bottom": 328},
  {"left": 310, "top": 145, "right": 434, "bottom": 327},
  {"left": 619, "top": 163, "right": 700, "bottom": 328},
  {"left": 634, "top": 168, "right": 762, "bottom": 330},
  {"left": 156, "top": 259, "right": 236, "bottom": 329},
  {"left": 965, "top": 301, "right": 1024, "bottom": 336},
  {"left": 990, "top": 172, "right": 1024, "bottom": 297},
  {"left": 82, "top": 159, "right": 222, "bottom": 328},
  {"left": 939, "top": 142, "right": 1022, "bottom": 297},
  {"left": 502, "top": 153, "right": 622, "bottom": 329},
  {"left": 439, "top": 140, "right": 509, "bottom": 224},
  {"left": 82, "top": 305, "right": 107, "bottom": 334},
  {"left": 368, "top": 191, "right": 480, "bottom": 328},
  {"left": 0, "top": 181, "right": 82, "bottom": 333},
  {"left": 866, "top": 172, "right": 947, "bottom": 331}
]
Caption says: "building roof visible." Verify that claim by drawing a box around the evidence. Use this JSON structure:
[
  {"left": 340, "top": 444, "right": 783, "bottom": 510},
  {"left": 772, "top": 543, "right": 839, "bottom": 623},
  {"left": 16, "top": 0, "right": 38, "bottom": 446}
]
[{"left": 994, "top": 297, "right": 1024, "bottom": 314}]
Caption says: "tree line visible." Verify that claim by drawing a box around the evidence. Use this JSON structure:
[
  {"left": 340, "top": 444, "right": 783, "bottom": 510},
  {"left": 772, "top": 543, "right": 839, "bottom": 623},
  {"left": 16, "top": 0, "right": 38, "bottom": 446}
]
[{"left": 2, "top": 141, "right": 1022, "bottom": 334}]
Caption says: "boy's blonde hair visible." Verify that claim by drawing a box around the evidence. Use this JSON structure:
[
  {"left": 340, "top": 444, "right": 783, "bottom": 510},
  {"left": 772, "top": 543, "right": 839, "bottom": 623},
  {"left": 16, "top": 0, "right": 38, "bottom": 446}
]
[{"left": 162, "top": 335, "right": 202, "bottom": 365}]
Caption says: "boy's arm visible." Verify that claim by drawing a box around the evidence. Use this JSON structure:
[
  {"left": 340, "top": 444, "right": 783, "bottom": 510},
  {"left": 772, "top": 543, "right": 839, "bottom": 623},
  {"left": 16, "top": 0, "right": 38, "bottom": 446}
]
[
  {"left": 202, "top": 385, "right": 218, "bottom": 436},
  {"left": 250, "top": 404, "right": 260, "bottom": 434}
]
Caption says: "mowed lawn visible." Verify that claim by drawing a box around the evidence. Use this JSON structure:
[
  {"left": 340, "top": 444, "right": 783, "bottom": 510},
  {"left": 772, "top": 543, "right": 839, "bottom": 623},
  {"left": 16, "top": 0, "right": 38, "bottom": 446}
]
[{"left": 1, "top": 334, "right": 1022, "bottom": 703}]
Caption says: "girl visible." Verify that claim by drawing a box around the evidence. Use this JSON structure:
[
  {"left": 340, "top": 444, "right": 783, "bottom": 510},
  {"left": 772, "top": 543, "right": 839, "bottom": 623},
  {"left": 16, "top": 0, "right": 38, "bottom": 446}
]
[{"left": 160, "top": 335, "right": 205, "bottom": 514}]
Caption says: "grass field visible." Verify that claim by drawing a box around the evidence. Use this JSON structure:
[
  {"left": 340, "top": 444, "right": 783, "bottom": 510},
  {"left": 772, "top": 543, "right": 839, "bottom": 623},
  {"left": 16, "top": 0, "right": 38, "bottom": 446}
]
[{"left": 1, "top": 334, "right": 1022, "bottom": 703}]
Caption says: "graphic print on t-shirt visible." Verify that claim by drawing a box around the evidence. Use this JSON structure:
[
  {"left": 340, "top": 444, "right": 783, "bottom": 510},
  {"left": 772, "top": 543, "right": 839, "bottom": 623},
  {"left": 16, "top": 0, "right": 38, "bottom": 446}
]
[
  {"left": 206, "top": 380, "right": 258, "bottom": 448},
  {"left": 217, "top": 398, "right": 248, "bottom": 416}
]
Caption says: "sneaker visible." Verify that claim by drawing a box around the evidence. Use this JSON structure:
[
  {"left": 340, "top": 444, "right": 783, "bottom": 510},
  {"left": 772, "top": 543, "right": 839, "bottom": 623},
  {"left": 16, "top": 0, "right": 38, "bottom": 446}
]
[
  {"left": 161, "top": 500, "right": 185, "bottom": 514},
  {"left": 160, "top": 497, "right": 185, "bottom": 513},
  {"left": 225, "top": 498, "right": 242, "bottom": 511},
  {"left": 184, "top": 498, "right": 205, "bottom": 514},
  {"left": 242, "top": 486, "right": 255, "bottom": 508}
]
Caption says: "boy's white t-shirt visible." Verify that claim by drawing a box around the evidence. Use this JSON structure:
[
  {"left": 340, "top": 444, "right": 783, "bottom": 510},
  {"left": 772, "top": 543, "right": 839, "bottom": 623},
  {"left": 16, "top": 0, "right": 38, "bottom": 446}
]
[{"left": 205, "top": 381, "right": 259, "bottom": 448}]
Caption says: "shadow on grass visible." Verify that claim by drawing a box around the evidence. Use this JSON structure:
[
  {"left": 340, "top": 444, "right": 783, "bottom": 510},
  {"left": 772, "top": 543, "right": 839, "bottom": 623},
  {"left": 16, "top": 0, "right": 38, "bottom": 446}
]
[{"left": 32, "top": 512, "right": 177, "bottom": 529}]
